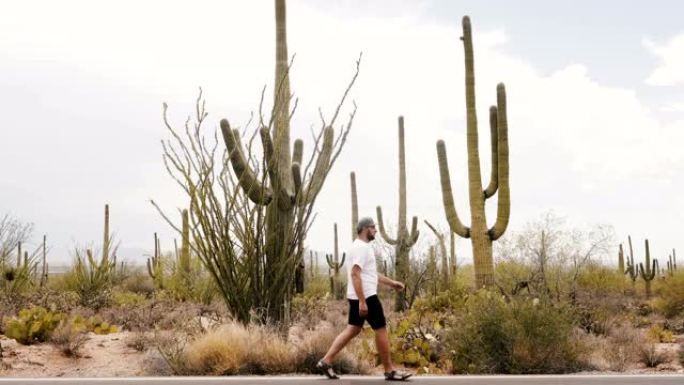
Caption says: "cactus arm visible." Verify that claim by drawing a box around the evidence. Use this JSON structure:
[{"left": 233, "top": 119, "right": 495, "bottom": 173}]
[
  {"left": 298, "top": 127, "right": 334, "bottom": 206},
  {"left": 340, "top": 252, "right": 346, "bottom": 267},
  {"left": 220, "top": 119, "right": 273, "bottom": 205},
  {"left": 292, "top": 139, "right": 303, "bottom": 165},
  {"left": 325, "top": 253, "right": 333, "bottom": 268},
  {"left": 407, "top": 216, "right": 420, "bottom": 247},
  {"left": 488, "top": 84, "right": 511, "bottom": 241},
  {"left": 146, "top": 258, "right": 156, "bottom": 279},
  {"left": 483, "top": 105, "right": 499, "bottom": 199},
  {"left": 436, "top": 141, "right": 471, "bottom": 238},
  {"left": 260, "top": 127, "right": 294, "bottom": 210},
  {"left": 350, "top": 172, "right": 359, "bottom": 241},
  {"left": 376, "top": 206, "right": 399, "bottom": 245}
]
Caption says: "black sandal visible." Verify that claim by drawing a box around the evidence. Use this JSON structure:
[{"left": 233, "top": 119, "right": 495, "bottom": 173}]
[
  {"left": 316, "top": 359, "right": 339, "bottom": 380},
  {"left": 384, "top": 369, "right": 413, "bottom": 381}
]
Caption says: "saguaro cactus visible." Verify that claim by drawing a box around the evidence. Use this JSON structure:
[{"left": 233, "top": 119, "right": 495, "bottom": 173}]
[
  {"left": 638, "top": 239, "right": 658, "bottom": 298},
  {"left": 618, "top": 244, "right": 625, "bottom": 274},
  {"left": 436, "top": 16, "right": 510, "bottom": 288},
  {"left": 350, "top": 171, "right": 359, "bottom": 241},
  {"left": 667, "top": 249, "right": 677, "bottom": 277},
  {"left": 377, "top": 116, "right": 420, "bottom": 311},
  {"left": 40, "top": 235, "right": 48, "bottom": 288},
  {"left": 326, "top": 223, "right": 346, "bottom": 299},
  {"left": 147, "top": 233, "right": 164, "bottom": 289},
  {"left": 103, "top": 204, "right": 110, "bottom": 264},
  {"left": 424, "top": 220, "right": 449, "bottom": 289},
  {"left": 218, "top": 0, "right": 353, "bottom": 323},
  {"left": 624, "top": 236, "right": 638, "bottom": 288}
]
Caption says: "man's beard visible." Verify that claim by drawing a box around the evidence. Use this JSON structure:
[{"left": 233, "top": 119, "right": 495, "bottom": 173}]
[{"left": 367, "top": 232, "right": 375, "bottom": 241}]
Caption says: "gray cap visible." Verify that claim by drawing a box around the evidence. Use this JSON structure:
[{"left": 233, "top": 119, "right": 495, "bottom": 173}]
[{"left": 356, "top": 217, "right": 375, "bottom": 234}]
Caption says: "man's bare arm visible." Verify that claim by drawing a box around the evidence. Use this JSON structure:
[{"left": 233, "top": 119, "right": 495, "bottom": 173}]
[
  {"left": 378, "top": 273, "right": 404, "bottom": 290},
  {"left": 351, "top": 265, "right": 365, "bottom": 302}
]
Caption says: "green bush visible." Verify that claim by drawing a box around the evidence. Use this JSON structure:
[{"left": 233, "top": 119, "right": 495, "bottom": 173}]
[
  {"left": 3, "top": 306, "right": 64, "bottom": 345},
  {"left": 654, "top": 271, "right": 684, "bottom": 318},
  {"left": 444, "top": 290, "right": 584, "bottom": 374}
]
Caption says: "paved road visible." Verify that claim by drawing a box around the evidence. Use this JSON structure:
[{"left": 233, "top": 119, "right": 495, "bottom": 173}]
[{"left": 0, "top": 375, "right": 683, "bottom": 384}]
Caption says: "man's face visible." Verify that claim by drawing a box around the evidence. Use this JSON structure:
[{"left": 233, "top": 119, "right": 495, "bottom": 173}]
[{"left": 364, "top": 224, "right": 377, "bottom": 241}]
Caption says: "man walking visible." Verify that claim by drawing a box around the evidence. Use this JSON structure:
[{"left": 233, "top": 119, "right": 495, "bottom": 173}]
[{"left": 317, "top": 217, "right": 413, "bottom": 381}]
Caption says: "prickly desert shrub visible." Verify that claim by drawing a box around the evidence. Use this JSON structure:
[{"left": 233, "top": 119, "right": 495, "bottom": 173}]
[
  {"left": 3, "top": 306, "right": 64, "bottom": 345},
  {"left": 50, "top": 319, "right": 89, "bottom": 357},
  {"left": 646, "top": 324, "right": 675, "bottom": 343},
  {"left": 291, "top": 293, "right": 329, "bottom": 330},
  {"left": 84, "top": 315, "right": 120, "bottom": 335},
  {"left": 604, "top": 324, "right": 640, "bottom": 371},
  {"left": 653, "top": 271, "right": 684, "bottom": 318},
  {"left": 126, "top": 331, "right": 152, "bottom": 352},
  {"left": 638, "top": 342, "right": 668, "bottom": 368},
  {"left": 112, "top": 291, "right": 147, "bottom": 306},
  {"left": 444, "top": 290, "right": 584, "bottom": 374}
]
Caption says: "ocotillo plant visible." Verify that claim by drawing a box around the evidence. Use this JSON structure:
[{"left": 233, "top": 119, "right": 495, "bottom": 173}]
[
  {"left": 350, "top": 171, "right": 359, "bottom": 241},
  {"left": 638, "top": 239, "right": 658, "bottom": 298},
  {"left": 436, "top": 16, "right": 510, "bottom": 288},
  {"left": 326, "top": 223, "right": 346, "bottom": 299},
  {"left": 147, "top": 232, "right": 164, "bottom": 289},
  {"left": 377, "top": 116, "right": 420, "bottom": 311},
  {"left": 424, "top": 220, "right": 449, "bottom": 289},
  {"left": 216, "top": 0, "right": 358, "bottom": 323},
  {"left": 624, "top": 236, "right": 638, "bottom": 288}
]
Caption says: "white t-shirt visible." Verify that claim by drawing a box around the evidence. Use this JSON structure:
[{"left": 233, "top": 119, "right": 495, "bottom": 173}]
[{"left": 346, "top": 238, "right": 378, "bottom": 300}]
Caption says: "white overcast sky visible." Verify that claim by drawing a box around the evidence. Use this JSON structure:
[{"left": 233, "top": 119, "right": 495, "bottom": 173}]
[{"left": 0, "top": 0, "right": 682, "bottom": 266}]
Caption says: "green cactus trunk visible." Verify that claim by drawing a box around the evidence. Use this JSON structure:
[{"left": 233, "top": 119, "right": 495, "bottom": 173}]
[
  {"left": 377, "top": 117, "right": 420, "bottom": 311},
  {"left": 624, "top": 236, "right": 638, "bottom": 289},
  {"left": 103, "top": 204, "right": 110, "bottom": 265},
  {"left": 40, "top": 235, "right": 47, "bottom": 288},
  {"left": 350, "top": 172, "right": 358, "bottom": 242},
  {"left": 219, "top": 0, "right": 343, "bottom": 323},
  {"left": 618, "top": 244, "right": 625, "bottom": 275},
  {"left": 450, "top": 232, "right": 457, "bottom": 276},
  {"left": 436, "top": 16, "right": 510, "bottom": 289}
]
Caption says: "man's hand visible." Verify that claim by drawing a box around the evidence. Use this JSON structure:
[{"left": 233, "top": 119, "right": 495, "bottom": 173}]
[
  {"left": 390, "top": 280, "right": 405, "bottom": 292},
  {"left": 359, "top": 301, "right": 368, "bottom": 317}
]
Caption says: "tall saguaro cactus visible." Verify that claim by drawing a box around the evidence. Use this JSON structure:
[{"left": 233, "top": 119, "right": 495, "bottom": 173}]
[
  {"left": 350, "top": 172, "right": 359, "bottom": 241},
  {"left": 218, "top": 0, "right": 355, "bottom": 323},
  {"left": 618, "top": 244, "right": 625, "bottom": 274},
  {"left": 103, "top": 204, "right": 110, "bottom": 264},
  {"left": 436, "top": 16, "right": 510, "bottom": 288},
  {"left": 667, "top": 249, "right": 677, "bottom": 276},
  {"left": 326, "top": 223, "right": 346, "bottom": 299},
  {"left": 377, "top": 116, "right": 420, "bottom": 311},
  {"left": 638, "top": 239, "right": 658, "bottom": 298}
]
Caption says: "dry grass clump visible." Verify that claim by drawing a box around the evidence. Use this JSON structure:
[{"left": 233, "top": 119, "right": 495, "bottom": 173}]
[
  {"left": 182, "top": 323, "right": 294, "bottom": 375},
  {"left": 49, "top": 320, "right": 89, "bottom": 357},
  {"left": 126, "top": 331, "right": 152, "bottom": 352},
  {"left": 150, "top": 321, "right": 371, "bottom": 375},
  {"left": 603, "top": 323, "right": 640, "bottom": 371},
  {"left": 638, "top": 342, "right": 669, "bottom": 368}
]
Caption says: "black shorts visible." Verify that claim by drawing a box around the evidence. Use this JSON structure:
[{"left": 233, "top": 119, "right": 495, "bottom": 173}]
[{"left": 348, "top": 294, "right": 386, "bottom": 330}]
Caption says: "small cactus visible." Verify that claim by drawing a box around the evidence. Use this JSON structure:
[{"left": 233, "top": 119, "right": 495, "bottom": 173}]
[
  {"left": 624, "top": 236, "right": 638, "bottom": 288},
  {"left": 638, "top": 239, "right": 658, "bottom": 298},
  {"left": 147, "top": 232, "right": 164, "bottom": 289},
  {"left": 326, "top": 223, "right": 346, "bottom": 299}
]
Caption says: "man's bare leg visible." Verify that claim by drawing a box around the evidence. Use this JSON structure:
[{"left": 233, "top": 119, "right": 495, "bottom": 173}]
[
  {"left": 322, "top": 325, "right": 363, "bottom": 364},
  {"left": 374, "top": 326, "right": 393, "bottom": 373}
]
